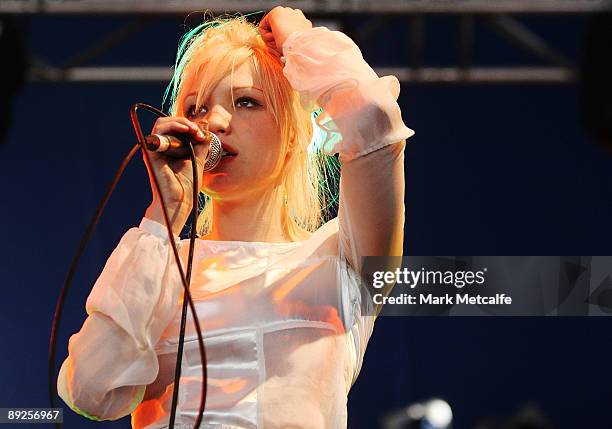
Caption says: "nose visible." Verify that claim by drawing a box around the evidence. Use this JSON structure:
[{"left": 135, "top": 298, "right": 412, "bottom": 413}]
[{"left": 205, "top": 105, "right": 231, "bottom": 135}]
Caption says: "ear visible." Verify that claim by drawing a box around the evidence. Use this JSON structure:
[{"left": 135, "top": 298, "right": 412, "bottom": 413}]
[
  {"left": 284, "top": 141, "right": 294, "bottom": 163},
  {"left": 285, "top": 132, "right": 296, "bottom": 157}
]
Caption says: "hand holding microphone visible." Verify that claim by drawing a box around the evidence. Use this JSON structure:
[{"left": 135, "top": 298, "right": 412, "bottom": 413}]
[
  {"left": 142, "top": 116, "right": 216, "bottom": 235},
  {"left": 145, "top": 128, "right": 223, "bottom": 170}
]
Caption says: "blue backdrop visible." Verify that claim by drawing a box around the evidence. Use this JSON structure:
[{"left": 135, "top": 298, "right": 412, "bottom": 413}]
[{"left": 1, "top": 12, "right": 610, "bottom": 429}]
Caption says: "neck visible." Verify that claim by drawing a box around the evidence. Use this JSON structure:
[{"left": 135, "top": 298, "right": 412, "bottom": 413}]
[{"left": 204, "top": 186, "right": 293, "bottom": 243}]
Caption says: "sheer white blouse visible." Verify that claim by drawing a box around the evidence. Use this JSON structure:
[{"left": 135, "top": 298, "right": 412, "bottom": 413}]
[{"left": 57, "top": 26, "right": 414, "bottom": 429}]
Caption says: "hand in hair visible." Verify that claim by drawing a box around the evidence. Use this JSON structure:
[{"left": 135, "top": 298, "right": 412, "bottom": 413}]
[{"left": 259, "top": 6, "right": 312, "bottom": 57}]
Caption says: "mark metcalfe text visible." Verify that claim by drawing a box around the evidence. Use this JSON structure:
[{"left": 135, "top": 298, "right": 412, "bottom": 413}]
[{"left": 370, "top": 267, "right": 513, "bottom": 306}]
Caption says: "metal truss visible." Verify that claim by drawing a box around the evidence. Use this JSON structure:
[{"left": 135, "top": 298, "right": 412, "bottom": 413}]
[
  {"left": 6, "top": 0, "right": 611, "bottom": 84},
  {"left": 29, "top": 66, "right": 577, "bottom": 84}
]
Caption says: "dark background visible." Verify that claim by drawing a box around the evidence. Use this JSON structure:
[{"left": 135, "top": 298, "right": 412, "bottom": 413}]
[{"left": 1, "top": 10, "right": 611, "bottom": 429}]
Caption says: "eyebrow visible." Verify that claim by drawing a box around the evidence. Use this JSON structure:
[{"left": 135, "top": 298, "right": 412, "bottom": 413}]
[{"left": 184, "top": 86, "right": 264, "bottom": 98}]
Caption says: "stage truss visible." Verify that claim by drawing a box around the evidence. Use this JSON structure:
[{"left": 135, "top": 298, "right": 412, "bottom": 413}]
[{"left": 3, "top": 0, "right": 611, "bottom": 83}]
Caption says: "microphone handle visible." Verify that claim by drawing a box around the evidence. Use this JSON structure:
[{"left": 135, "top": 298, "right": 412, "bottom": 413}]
[{"left": 144, "top": 132, "right": 223, "bottom": 171}]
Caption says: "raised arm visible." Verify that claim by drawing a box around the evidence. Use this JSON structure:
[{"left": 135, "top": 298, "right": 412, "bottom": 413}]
[
  {"left": 281, "top": 26, "right": 415, "bottom": 271},
  {"left": 57, "top": 219, "right": 183, "bottom": 420}
]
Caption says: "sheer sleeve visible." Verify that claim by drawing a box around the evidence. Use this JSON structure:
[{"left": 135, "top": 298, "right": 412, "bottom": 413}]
[
  {"left": 283, "top": 27, "right": 413, "bottom": 387},
  {"left": 282, "top": 26, "right": 414, "bottom": 272},
  {"left": 56, "top": 218, "right": 183, "bottom": 421}
]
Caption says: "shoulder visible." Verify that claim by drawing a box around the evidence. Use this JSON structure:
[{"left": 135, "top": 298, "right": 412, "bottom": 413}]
[
  {"left": 288, "top": 217, "right": 340, "bottom": 258},
  {"left": 309, "top": 217, "right": 339, "bottom": 245}
]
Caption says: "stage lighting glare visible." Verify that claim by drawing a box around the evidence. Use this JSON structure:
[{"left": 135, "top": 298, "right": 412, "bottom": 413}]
[
  {"left": 425, "top": 399, "right": 453, "bottom": 427},
  {"left": 406, "top": 403, "right": 425, "bottom": 420}
]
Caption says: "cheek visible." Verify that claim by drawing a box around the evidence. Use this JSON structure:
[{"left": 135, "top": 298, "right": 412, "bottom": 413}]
[
  {"left": 245, "top": 120, "right": 285, "bottom": 171},
  {"left": 259, "top": 130, "right": 287, "bottom": 176}
]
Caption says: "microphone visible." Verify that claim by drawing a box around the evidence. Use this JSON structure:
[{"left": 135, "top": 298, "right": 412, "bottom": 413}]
[{"left": 144, "top": 131, "right": 223, "bottom": 171}]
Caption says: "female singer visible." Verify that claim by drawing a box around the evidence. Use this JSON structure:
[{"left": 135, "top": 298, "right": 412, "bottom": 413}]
[{"left": 57, "top": 6, "right": 414, "bottom": 428}]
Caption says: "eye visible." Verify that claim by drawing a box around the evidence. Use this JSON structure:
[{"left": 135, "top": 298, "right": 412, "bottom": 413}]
[
  {"left": 185, "top": 104, "right": 207, "bottom": 119},
  {"left": 235, "top": 97, "right": 260, "bottom": 109}
]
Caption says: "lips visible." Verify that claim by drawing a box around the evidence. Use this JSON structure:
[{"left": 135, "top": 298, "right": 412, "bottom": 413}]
[{"left": 221, "top": 142, "right": 238, "bottom": 158}]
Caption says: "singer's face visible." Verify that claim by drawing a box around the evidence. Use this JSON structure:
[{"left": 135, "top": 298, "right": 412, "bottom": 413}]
[{"left": 180, "top": 62, "right": 287, "bottom": 201}]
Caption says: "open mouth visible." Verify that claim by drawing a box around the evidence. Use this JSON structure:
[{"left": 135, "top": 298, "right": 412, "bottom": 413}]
[{"left": 221, "top": 144, "right": 238, "bottom": 159}]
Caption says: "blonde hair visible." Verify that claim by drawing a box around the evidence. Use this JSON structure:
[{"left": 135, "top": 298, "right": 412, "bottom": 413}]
[{"left": 165, "top": 16, "right": 329, "bottom": 241}]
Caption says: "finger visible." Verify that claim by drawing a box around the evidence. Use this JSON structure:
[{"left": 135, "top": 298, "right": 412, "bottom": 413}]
[
  {"left": 190, "top": 126, "right": 207, "bottom": 142},
  {"left": 153, "top": 125, "right": 206, "bottom": 145},
  {"left": 153, "top": 116, "right": 192, "bottom": 130},
  {"left": 177, "top": 117, "right": 207, "bottom": 140},
  {"left": 154, "top": 120, "right": 206, "bottom": 141},
  {"left": 258, "top": 12, "right": 271, "bottom": 33},
  {"left": 260, "top": 33, "right": 279, "bottom": 54},
  {"left": 196, "top": 122, "right": 212, "bottom": 143},
  {"left": 152, "top": 122, "right": 191, "bottom": 135},
  {"left": 260, "top": 31, "right": 275, "bottom": 42},
  {"left": 196, "top": 120, "right": 209, "bottom": 133},
  {"left": 259, "top": 6, "right": 285, "bottom": 34},
  {"left": 156, "top": 116, "right": 201, "bottom": 133},
  {"left": 172, "top": 116, "right": 203, "bottom": 134},
  {"left": 266, "top": 42, "right": 280, "bottom": 57}
]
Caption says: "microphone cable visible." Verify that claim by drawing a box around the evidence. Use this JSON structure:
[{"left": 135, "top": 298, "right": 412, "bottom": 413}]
[
  {"left": 48, "top": 102, "right": 208, "bottom": 429},
  {"left": 131, "top": 103, "right": 207, "bottom": 429}
]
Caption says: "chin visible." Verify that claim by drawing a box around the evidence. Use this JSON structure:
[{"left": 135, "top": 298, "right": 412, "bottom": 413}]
[{"left": 202, "top": 174, "right": 252, "bottom": 199}]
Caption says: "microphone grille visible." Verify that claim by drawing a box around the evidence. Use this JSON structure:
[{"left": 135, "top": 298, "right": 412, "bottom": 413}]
[{"left": 204, "top": 132, "right": 222, "bottom": 171}]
